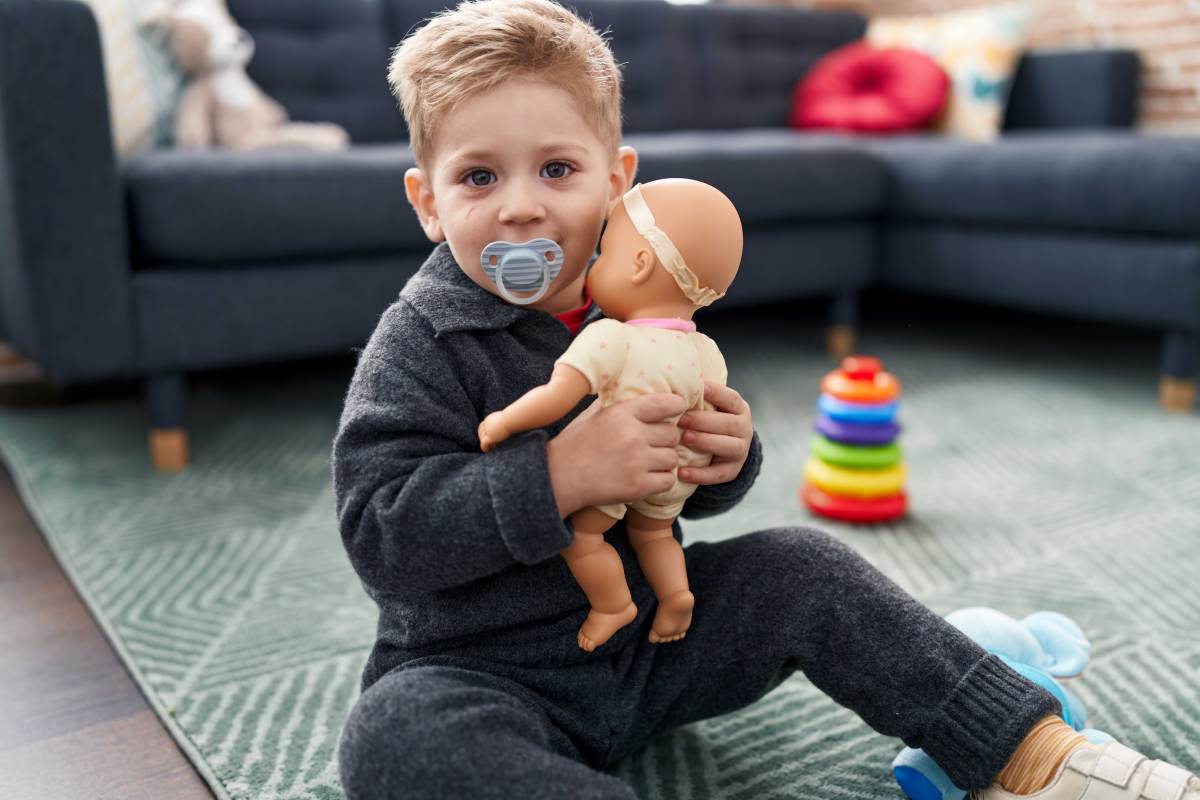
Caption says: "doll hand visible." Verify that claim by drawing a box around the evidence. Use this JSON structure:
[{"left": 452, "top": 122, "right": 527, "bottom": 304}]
[
  {"left": 676, "top": 382, "right": 753, "bottom": 485},
  {"left": 478, "top": 411, "right": 512, "bottom": 453}
]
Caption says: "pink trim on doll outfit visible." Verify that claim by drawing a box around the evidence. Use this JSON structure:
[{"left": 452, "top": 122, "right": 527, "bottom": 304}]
[{"left": 626, "top": 317, "right": 697, "bottom": 332}]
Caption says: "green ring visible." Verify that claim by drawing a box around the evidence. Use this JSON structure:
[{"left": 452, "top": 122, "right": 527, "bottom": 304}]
[{"left": 810, "top": 435, "right": 902, "bottom": 469}]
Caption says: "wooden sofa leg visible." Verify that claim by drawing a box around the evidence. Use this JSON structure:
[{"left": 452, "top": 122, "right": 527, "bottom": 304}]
[
  {"left": 146, "top": 372, "right": 190, "bottom": 471},
  {"left": 827, "top": 290, "right": 859, "bottom": 360},
  {"left": 1160, "top": 330, "right": 1197, "bottom": 413},
  {"left": 150, "top": 428, "right": 190, "bottom": 472},
  {"left": 1160, "top": 377, "right": 1196, "bottom": 412},
  {"left": 826, "top": 325, "right": 857, "bottom": 360}
]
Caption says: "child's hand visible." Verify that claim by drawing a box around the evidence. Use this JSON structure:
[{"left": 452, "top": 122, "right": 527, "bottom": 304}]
[
  {"left": 478, "top": 411, "right": 511, "bottom": 453},
  {"left": 545, "top": 393, "right": 688, "bottom": 518},
  {"left": 676, "top": 382, "right": 753, "bottom": 486}
]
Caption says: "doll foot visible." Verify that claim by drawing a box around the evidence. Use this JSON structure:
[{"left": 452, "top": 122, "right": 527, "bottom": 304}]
[
  {"left": 578, "top": 602, "right": 638, "bottom": 652},
  {"left": 649, "top": 590, "right": 694, "bottom": 644}
]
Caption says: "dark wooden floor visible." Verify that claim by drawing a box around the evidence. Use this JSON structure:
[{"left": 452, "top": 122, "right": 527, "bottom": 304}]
[{"left": 0, "top": 459, "right": 214, "bottom": 800}]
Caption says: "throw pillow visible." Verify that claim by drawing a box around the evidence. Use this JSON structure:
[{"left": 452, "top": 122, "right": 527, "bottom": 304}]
[
  {"left": 866, "top": 2, "right": 1032, "bottom": 141},
  {"left": 790, "top": 41, "right": 950, "bottom": 134},
  {"left": 79, "top": 0, "right": 188, "bottom": 156}
]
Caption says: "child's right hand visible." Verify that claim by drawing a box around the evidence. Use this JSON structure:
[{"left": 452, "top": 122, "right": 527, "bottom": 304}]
[{"left": 545, "top": 393, "right": 687, "bottom": 518}]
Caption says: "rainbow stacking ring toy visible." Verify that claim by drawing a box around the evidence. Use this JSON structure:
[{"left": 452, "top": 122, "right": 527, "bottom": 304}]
[
  {"left": 800, "top": 355, "right": 908, "bottom": 524},
  {"left": 814, "top": 415, "right": 901, "bottom": 446},
  {"left": 817, "top": 395, "right": 899, "bottom": 424}
]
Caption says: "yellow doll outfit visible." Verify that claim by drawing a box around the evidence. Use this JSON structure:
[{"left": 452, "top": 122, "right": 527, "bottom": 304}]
[{"left": 554, "top": 316, "right": 727, "bottom": 520}]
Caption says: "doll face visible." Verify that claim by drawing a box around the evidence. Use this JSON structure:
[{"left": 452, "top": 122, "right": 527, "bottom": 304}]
[
  {"left": 405, "top": 78, "right": 635, "bottom": 313},
  {"left": 586, "top": 205, "right": 650, "bottom": 319}
]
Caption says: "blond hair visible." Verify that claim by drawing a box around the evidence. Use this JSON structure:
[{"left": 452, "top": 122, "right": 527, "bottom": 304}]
[{"left": 388, "top": 0, "right": 623, "bottom": 169}]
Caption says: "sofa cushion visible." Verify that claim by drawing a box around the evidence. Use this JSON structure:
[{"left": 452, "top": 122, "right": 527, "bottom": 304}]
[
  {"left": 861, "top": 131, "right": 1200, "bottom": 236},
  {"left": 679, "top": 4, "right": 866, "bottom": 130},
  {"left": 226, "top": 0, "right": 404, "bottom": 143},
  {"left": 625, "top": 129, "right": 886, "bottom": 222},
  {"left": 124, "top": 144, "right": 426, "bottom": 265},
  {"left": 790, "top": 42, "right": 949, "bottom": 133},
  {"left": 126, "top": 130, "right": 884, "bottom": 266}
]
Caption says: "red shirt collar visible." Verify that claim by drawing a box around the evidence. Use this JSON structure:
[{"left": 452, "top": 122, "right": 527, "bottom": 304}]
[{"left": 552, "top": 283, "right": 594, "bottom": 337}]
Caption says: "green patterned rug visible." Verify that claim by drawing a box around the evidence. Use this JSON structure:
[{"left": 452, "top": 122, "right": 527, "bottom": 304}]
[{"left": 1, "top": 306, "right": 1197, "bottom": 800}]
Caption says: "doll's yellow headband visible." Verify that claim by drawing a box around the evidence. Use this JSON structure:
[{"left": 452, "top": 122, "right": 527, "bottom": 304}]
[{"left": 621, "top": 184, "right": 725, "bottom": 308}]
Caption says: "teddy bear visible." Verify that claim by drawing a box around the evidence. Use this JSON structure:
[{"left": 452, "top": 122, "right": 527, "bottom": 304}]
[
  {"left": 141, "top": 0, "right": 349, "bottom": 151},
  {"left": 892, "top": 607, "right": 1114, "bottom": 800}
]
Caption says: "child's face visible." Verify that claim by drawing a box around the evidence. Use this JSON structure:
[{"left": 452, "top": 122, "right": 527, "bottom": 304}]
[{"left": 404, "top": 78, "right": 637, "bottom": 312}]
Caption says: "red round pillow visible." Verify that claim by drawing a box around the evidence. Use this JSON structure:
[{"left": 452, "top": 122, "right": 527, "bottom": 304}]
[{"left": 790, "top": 41, "right": 949, "bottom": 133}]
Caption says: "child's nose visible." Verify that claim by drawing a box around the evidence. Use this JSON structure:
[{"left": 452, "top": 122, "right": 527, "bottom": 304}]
[{"left": 497, "top": 180, "right": 547, "bottom": 226}]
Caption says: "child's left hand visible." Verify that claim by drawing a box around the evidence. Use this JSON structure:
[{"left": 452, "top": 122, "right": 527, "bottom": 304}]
[{"left": 676, "top": 382, "right": 754, "bottom": 486}]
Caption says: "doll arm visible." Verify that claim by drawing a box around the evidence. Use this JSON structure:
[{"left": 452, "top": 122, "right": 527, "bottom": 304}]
[
  {"left": 479, "top": 364, "right": 590, "bottom": 452},
  {"left": 333, "top": 301, "right": 574, "bottom": 594}
]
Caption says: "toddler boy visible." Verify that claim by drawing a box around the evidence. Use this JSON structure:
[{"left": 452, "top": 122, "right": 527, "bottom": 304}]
[{"left": 332, "top": 2, "right": 1200, "bottom": 798}]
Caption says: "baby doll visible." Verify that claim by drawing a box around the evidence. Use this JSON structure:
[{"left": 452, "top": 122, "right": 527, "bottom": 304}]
[{"left": 477, "top": 178, "right": 743, "bottom": 652}]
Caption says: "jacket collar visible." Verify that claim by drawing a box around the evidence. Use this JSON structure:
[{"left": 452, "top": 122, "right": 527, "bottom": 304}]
[{"left": 402, "top": 242, "right": 604, "bottom": 336}]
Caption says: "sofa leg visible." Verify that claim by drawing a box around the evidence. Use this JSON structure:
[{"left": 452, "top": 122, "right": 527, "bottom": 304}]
[
  {"left": 827, "top": 325, "right": 857, "bottom": 360},
  {"left": 145, "top": 372, "right": 190, "bottom": 471},
  {"left": 827, "top": 291, "right": 859, "bottom": 360},
  {"left": 1160, "top": 377, "right": 1196, "bottom": 412},
  {"left": 1160, "top": 329, "right": 1197, "bottom": 413}
]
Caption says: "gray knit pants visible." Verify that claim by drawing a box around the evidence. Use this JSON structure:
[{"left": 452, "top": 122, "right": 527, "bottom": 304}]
[{"left": 338, "top": 527, "right": 1059, "bottom": 799}]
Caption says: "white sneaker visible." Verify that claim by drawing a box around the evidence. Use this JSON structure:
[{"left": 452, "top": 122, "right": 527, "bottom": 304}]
[{"left": 975, "top": 741, "right": 1200, "bottom": 800}]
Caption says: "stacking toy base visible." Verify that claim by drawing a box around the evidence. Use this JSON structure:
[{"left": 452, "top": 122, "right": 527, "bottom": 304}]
[{"left": 801, "top": 483, "right": 907, "bottom": 523}]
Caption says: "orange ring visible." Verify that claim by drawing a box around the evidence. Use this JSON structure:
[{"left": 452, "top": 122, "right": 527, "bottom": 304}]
[{"left": 821, "top": 370, "right": 901, "bottom": 403}]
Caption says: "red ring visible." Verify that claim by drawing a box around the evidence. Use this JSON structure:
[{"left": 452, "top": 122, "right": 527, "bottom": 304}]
[{"left": 800, "top": 482, "right": 907, "bottom": 523}]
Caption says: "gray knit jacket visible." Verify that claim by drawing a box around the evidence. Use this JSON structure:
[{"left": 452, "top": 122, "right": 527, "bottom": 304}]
[{"left": 332, "top": 243, "right": 763, "bottom": 689}]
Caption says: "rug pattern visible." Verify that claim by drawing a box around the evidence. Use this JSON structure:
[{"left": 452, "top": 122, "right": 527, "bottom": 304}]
[{"left": 1, "top": 316, "right": 1196, "bottom": 799}]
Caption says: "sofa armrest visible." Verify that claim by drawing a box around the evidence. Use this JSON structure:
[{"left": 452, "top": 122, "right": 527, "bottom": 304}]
[
  {"left": 0, "top": 0, "right": 135, "bottom": 382},
  {"left": 1003, "top": 49, "right": 1140, "bottom": 131}
]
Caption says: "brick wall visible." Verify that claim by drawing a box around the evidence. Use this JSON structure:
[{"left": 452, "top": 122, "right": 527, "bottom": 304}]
[{"left": 729, "top": 0, "right": 1200, "bottom": 134}]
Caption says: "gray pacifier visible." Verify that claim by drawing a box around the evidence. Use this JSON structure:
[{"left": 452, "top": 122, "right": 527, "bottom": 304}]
[{"left": 479, "top": 238, "right": 564, "bottom": 305}]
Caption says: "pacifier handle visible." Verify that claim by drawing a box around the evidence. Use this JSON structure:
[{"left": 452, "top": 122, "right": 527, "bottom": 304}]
[{"left": 495, "top": 252, "right": 553, "bottom": 305}]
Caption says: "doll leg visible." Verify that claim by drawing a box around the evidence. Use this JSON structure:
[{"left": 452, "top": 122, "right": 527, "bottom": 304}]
[
  {"left": 625, "top": 509, "right": 694, "bottom": 644},
  {"left": 562, "top": 506, "right": 638, "bottom": 652}
]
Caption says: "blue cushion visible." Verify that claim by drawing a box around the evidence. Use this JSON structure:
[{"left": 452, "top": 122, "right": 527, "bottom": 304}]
[
  {"left": 124, "top": 144, "right": 425, "bottom": 265},
  {"left": 882, "top": 225, "right": 1200, "bottom": 331},
  {"left": 1004, "top": 50, "right": 1139, "bottom": 131},
  {"left": 678, "top": 4, "right": 865, "bottom": 130},
  {"left": 860, "top": 131, "right": 1200, "bottom": 236},
  {"left": 625, "top": 129, "right": 886, "bottom": 222},
  {"left": 227, "top": 0, "right": 404, "bottom": 143}
]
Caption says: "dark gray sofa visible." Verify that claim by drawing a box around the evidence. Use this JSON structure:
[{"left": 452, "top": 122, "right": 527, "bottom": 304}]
[{"left": 1, "top": 0, "right": 1193, "bottom": 471}]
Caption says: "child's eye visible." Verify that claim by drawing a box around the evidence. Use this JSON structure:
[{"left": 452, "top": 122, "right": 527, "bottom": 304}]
[
  {"left": 466, "top": 169, "right": 494, "bottom": 187},
  {"left": 541, "top": 161, "right": 573, "bottom": 180}
]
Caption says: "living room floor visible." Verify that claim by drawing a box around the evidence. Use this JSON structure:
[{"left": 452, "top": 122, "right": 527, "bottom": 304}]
[
  {"left": 0, "top": 458, "right": 214, "bottom": 800},
  {"left": 0, "top": 291, "right": 1188, "bottom": 800}
]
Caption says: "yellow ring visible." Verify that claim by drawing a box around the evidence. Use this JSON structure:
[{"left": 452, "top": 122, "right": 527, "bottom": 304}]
[{"left": 803, "top": 457, "right": 906, "bottom": 499}]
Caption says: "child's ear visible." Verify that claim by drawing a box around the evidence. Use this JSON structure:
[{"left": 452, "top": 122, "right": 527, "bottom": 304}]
[
  {"left": 404, "top": 167, "right": 444, "bottom": 243},
  {"left": 606, "top": 145, "right": 638, "bottom": 217}
]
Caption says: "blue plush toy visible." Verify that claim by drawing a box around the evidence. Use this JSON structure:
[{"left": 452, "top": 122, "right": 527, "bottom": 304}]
[{"left": 892, "top": 607, "right": 1115, "bottom": 800}]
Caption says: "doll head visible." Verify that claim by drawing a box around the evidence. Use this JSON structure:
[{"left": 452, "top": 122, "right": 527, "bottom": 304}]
[
  {"left": 588, "top": 179, "right": 744, "bottom": 321},
  {"left": 388, "top": 0, "right": 637, "bottom": 312}
]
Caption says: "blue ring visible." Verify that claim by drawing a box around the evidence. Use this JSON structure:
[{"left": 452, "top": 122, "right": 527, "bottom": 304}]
[{"left": 817, "top": 394, "right": 899, "bottom": 424}]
